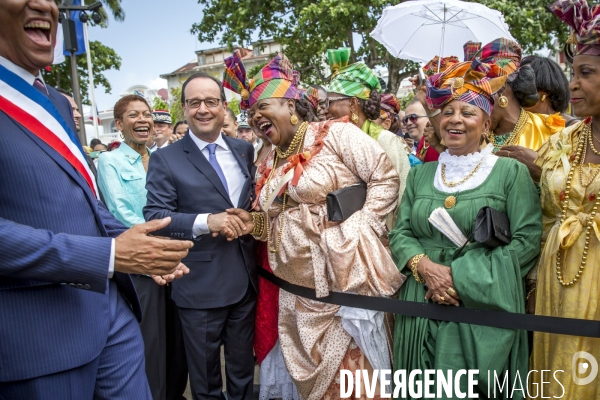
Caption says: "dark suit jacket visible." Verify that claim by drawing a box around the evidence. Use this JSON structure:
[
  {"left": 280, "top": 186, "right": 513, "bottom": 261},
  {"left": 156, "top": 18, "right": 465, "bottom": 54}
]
[
  {"left": 0, "top": 85, "right": 140, "bottom": 382},
  {"left": 144, "top": 133, "right": 257, "bottom": 309}
]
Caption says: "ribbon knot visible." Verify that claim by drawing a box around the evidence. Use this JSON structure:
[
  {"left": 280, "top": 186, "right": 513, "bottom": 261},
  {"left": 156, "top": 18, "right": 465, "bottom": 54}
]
[{"left": 559, "top": 212, "right": 600, "bottom": 249}]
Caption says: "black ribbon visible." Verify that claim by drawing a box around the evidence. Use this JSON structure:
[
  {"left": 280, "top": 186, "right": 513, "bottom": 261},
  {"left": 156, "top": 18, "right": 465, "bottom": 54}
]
[{"left": 259, "top": 269, "right": 600, "bottom": 338}]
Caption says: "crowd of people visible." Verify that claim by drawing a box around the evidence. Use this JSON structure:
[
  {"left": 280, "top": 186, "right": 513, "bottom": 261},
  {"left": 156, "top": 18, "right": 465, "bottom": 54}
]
[{"left": 3, "top": 0, "right": 600, "bottom": 399}]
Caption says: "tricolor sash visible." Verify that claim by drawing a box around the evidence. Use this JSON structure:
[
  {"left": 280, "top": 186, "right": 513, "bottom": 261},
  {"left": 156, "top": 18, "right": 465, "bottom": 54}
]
[{"left": 0, "top": 63, "right": 98, "bottom": 198}]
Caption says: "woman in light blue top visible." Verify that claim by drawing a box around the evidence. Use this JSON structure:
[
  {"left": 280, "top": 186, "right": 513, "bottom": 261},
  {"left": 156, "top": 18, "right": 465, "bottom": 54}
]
[
  {"left": 98, "top": 95, "right": 153, "bottom": 227},
  {"left": 97, "top": 94, "right": 172, "bottom": 399}
]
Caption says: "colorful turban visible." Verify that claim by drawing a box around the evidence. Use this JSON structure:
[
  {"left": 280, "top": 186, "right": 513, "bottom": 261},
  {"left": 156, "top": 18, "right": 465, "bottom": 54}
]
[
  {"left": 379, "top": 93, "right": 401, "bottom": 119},
  {"left": 463, "top": 41, "right": 482, "bottom": 62},
  {"left": 223, "top": 50, "right": 300, "bottom": 110},
  {"left": 426, "top": 59, "right": 508, "bottom": 115},
  {"left": 551, "top": 0, "right": 600, "bottom": 56},
  {"left": 327, "top": 47, "right": 381, "bottom": 100},
  {"left": 299, "top": 87, "right": 319, "bottom": 111},
  {"left": 469, "top": 38, "right": 522, "bottom": 76},
  {"left": 422, "top": 56, "right": 460, "bottom": 76}
]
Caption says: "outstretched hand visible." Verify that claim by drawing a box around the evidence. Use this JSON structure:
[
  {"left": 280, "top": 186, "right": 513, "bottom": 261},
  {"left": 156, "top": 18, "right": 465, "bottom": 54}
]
[
  {"left": 114, "top": 217, "right": 193, "bottom": 276},
  {"left": 226, "top": 208, "right": 253, "bottom": 235},
  {"left": 152, "top": 263, "right": 190, "bottom": 285}
]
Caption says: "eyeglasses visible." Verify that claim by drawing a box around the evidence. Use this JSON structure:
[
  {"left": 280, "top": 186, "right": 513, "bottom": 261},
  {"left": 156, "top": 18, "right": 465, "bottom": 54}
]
[
  {"left": 185, "top": 98, "right": 221, "bottom": 109},
  {"left": 325, "top": 96, "right": 350, "bottom": 109},
  {"left": 402, "top": 114, "right": 428, "bottom": 125}
]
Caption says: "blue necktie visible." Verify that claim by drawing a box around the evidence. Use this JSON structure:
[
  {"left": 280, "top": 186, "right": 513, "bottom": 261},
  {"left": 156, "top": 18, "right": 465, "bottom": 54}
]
[{"left": 206, "top": 143, "right": 229, "bottom": 194}]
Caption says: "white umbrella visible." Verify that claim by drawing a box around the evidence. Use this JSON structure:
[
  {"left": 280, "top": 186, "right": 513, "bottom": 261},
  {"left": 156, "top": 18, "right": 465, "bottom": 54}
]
[{"left": 370, "top": 0, "right": 515, "bottom": 68}]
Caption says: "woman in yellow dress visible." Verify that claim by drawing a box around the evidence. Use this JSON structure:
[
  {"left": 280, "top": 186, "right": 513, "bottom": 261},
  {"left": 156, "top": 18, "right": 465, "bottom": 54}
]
[{"left": 530, "top": 0, "right": 600, "bottom": 397}]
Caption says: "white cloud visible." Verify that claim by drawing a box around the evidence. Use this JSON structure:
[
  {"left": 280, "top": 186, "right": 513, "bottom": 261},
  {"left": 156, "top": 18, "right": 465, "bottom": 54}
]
[{"left": 147, "top": 77, "right": 168, "bottom": 90}]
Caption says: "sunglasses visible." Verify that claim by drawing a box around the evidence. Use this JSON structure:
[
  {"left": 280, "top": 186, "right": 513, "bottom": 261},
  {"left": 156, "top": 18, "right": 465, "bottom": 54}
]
[
  {"left": 325, "top": 96, "right": 350, "bottom": 109},
  {"left": 402, "top": 114, "right": 428, "bottom": 125}
]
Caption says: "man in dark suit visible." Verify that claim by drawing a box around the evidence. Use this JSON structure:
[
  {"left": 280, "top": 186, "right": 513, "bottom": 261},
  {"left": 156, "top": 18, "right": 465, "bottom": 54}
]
[
  {"left": 0, "top": 2, "right": 193, "bottom": 398},
  {"left": 144, "top": 72, "right": 257, "bottom": 400}
]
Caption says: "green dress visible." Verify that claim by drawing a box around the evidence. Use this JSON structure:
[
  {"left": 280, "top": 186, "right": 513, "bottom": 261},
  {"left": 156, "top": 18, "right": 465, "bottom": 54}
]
[{"left": 389, "top": 157, "right": 542, "bottom": 399}]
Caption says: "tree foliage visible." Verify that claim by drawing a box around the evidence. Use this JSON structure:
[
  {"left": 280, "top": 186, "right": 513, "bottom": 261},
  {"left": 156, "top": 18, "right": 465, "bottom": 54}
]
[
  {"left": 42, "top": 40, "right": 121, "bottom": 104},
  {"left": 169, "top": 87, "right": 185, "bottom": 123},
  {"left": 192, "top": 0, "right": 573, "bottom": 95}
]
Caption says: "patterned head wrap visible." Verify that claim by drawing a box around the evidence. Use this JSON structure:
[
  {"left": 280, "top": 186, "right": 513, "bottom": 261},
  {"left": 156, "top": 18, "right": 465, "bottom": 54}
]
[
  {"left": 463, "top": 41, "right": 482, "bottom": 62},
  {"left": 299, "top": 87, "right": 319, "bottom": 111},
  {"left": 551, "top": 0, "right": 600, "bottom": 56},
  {"left": 223, "top": 50, "right": 300, "bottom": 110},
  {"left": 422, "top": 56, "right": 460, "bottom": 76},
  {"left": 379, "top": 93, "right": 401, "bottom": 119},
  {"left": 327, "top": 47, "right": 381, "bottom": 100},
  {"left": 426, "top": 59, "right": 507, "bottom": 115},
  {"left": 469, "top": 38, "right": 522, "bottom": 76}
]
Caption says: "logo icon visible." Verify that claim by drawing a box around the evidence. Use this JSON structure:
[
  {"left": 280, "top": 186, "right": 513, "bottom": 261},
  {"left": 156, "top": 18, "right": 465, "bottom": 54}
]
[{"left": 572, "top": 351, "right": 598, "bottom": 385}]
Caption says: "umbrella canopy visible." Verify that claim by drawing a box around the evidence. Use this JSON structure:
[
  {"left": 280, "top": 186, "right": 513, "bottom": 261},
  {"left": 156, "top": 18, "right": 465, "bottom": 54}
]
[{"left": 370, "top": 0, "right": 515, "bottom": 64}]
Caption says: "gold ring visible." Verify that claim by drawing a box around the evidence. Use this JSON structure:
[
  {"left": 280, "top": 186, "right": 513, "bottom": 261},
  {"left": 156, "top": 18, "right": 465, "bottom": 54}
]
[
  {"left": 447, "top": 288, "right": 456, "bottom": 296},
  {"left": 439, "top": 296, "right": 445, "bottom": 302}
]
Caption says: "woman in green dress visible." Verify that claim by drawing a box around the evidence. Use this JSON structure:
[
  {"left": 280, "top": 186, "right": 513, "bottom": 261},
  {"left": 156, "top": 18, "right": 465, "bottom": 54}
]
[{"left": 390, "top": 58, "right": 542, "bottom": 399}]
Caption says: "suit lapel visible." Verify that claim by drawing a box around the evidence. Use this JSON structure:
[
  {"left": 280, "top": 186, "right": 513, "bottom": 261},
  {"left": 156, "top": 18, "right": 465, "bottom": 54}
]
[
  {"left": 183, "top": 133, "right": 233, "bottom": 206},
  {"left": 223, "top": 135, "right": 253, "bottom": 208}
]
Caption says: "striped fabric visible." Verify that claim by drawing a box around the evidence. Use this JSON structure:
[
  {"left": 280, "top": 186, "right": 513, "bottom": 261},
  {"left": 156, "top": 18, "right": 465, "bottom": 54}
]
[
  {"left": 472, "top": 38, "right": 522, "bottom": 76},
  {"left": 300, "top": 87, "right": 319, "bottom": 111},
  {"left": 223, "top": 52, "right": 300, "bottom": 110},
  {"left": 426, "top": 59, "right": 507, "bottom": 115},
  {"left": 463, "top": 41, "right": 482, "bottom": 63},
  {"left": 327, "top": 48, "right": 380, "bottom": 100},
  {"left": 422, "top": 56, "right": 460, "bottom": 77},
  {"left": 380, "top": 93, "right": 400, "bottom": 120},
  {"left": 551, "top": 0, "right": 600, "bottom": 56}
]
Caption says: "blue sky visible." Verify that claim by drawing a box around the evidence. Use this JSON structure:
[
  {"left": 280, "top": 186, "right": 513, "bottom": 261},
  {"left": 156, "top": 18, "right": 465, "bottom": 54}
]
[{"left": 85, "top": 0, "right": 215, "bottom": 111}]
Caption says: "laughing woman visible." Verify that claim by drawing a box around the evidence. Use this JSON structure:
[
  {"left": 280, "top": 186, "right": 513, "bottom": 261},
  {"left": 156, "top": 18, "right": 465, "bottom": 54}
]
[
  {"left": 390, "top": 59, "right": 542, "bottom": 399},
  {"left": 224, "top": 52, "right": 404, "bottom": 400},
  {"left": 530, "top": 1, "right": 600, "bottom": 397}
]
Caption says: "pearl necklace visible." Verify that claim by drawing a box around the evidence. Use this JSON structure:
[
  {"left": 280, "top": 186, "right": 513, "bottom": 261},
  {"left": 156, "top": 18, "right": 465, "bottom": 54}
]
[{"left": 556, "top": 122, "right": 600, "bottom": 287}]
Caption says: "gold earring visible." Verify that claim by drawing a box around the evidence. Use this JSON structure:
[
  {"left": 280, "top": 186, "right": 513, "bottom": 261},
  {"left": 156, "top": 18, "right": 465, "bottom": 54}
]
[
  {"left": 351, "top": 112, "right": 359, "bottom": 124},
  {"left": 541, "top": 94, "right": 547, "bottom": 102},
  {"left": 120, "top": 132, "right": 124, "bottom": 139},
  {"left": 290, "top": 114, "right": 299, "bottom": 125},
  {"left": 498, "top": 95, "right": 508, "bottom": 108},
  {"left": 440, "top": 138, "right": 446, "bottom": 146}
]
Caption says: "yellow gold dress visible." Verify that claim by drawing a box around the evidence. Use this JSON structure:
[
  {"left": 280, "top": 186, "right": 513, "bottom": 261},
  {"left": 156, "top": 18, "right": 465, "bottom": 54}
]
[
  {"left": 531, "top": 121, "right": 600, "bottom": 397},
  {"left": 492, "top": 111, "right": 564, "bottom": 152}
]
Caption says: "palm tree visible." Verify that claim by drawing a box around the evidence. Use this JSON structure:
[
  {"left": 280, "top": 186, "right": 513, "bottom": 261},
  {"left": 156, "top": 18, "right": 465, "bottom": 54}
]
[{"left": 99, "top": 0, "right": 124, "bottom": 22}]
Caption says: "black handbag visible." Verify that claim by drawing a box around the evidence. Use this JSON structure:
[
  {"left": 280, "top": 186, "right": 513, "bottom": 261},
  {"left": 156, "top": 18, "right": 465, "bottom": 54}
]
[
  {"left": 451, "top": 206, "right": 511, "bottom": 261},
  {"left": 326, "top": 182, "right": 367, "bottom": 222},
  {"left": 473, "top": 206, "right": 511, "bottom": 247}
]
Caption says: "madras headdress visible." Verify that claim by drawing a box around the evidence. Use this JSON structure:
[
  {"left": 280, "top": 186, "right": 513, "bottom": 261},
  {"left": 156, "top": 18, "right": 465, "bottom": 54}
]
[
  {"left": 223, "top": 50, "right": 300, "bottom": 110},
  {"left": 468, "top": 38, "right": 522, "bottom": 77},
  {"left": 379, "top": 93, "right": 401, "bottom": 120},
  {"left": 550, "top": 0, "right": 600, "bottom": 56},
  {"left": 426, "top": 59, "right": 508, "bottom": 115},
  {"left": 422, "top": 56, "right": 460, "bottom": 77},
  {"left": 299, "top": 87, "right": 319, "bottom": 111},
  {"left": 327, "top": 47, "right": 381, "bottom": 100}
]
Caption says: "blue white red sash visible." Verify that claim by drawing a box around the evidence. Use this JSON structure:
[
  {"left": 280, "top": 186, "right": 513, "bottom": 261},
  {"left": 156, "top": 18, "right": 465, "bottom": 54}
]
[{"left": 0, "top": 63, "right": 98, "bottom": 198}]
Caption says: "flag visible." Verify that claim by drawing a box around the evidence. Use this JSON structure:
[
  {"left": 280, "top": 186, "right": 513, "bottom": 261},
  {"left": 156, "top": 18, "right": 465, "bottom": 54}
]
[
  {"left": 63, "top": 0, "right": 86, "bottom": 57},
  {"left": 53, "top": 22, "right": 66, "bottom": 64},
  {"left": 88, "top": 104, "right": 101, "bottom": 124}
]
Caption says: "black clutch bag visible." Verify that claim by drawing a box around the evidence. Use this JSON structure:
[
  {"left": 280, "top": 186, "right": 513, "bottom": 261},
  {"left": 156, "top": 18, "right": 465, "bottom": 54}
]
[
  {"left": 326, "top": 182, "right": 367, "bottom": 222},
  {"left": 473, "top": 206, "right": 511, "bottom": 247}
]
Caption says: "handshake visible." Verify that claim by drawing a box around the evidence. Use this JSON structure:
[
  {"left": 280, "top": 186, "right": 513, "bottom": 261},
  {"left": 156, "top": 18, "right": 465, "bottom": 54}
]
[{"left": 207, "top": 208, "right": 255, "bottom": 240}]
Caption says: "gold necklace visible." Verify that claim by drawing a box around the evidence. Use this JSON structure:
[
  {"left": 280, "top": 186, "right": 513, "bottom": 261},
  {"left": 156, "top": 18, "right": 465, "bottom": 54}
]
[
  {"left": 441, "top": 158, "right": 485, "bottom": 187},
  {"left": 141, "top": 152, "right": 150, "bottom": 162},
  {"left": 556, "top": 122, "right": 600, "bottom": 287},
  {"left": 489, "top": 108, "right": 529, "bottom": 150},
  {"left": 276, "top": 121, "right": 308, "bottom": 159},
  {"left": 263, "top": 153, "right": 289, "bottom": 253},
  {"left": 579, "top": 129, "right": 600, "bottom": 187},
  {"left": 589, "top": 125, "right": 600, "bottom": 156}
]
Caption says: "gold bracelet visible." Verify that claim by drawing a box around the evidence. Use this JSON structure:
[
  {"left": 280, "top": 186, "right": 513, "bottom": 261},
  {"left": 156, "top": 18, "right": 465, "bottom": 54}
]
[
  {"left": 526, "top": 286, "right": 536, "bottom": 301},
  {"left": 250, "top": 212, "right": 265, "bottom": 237},
  {"left": 410, "top": 254, "right": 427, "bottom": 284}
]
